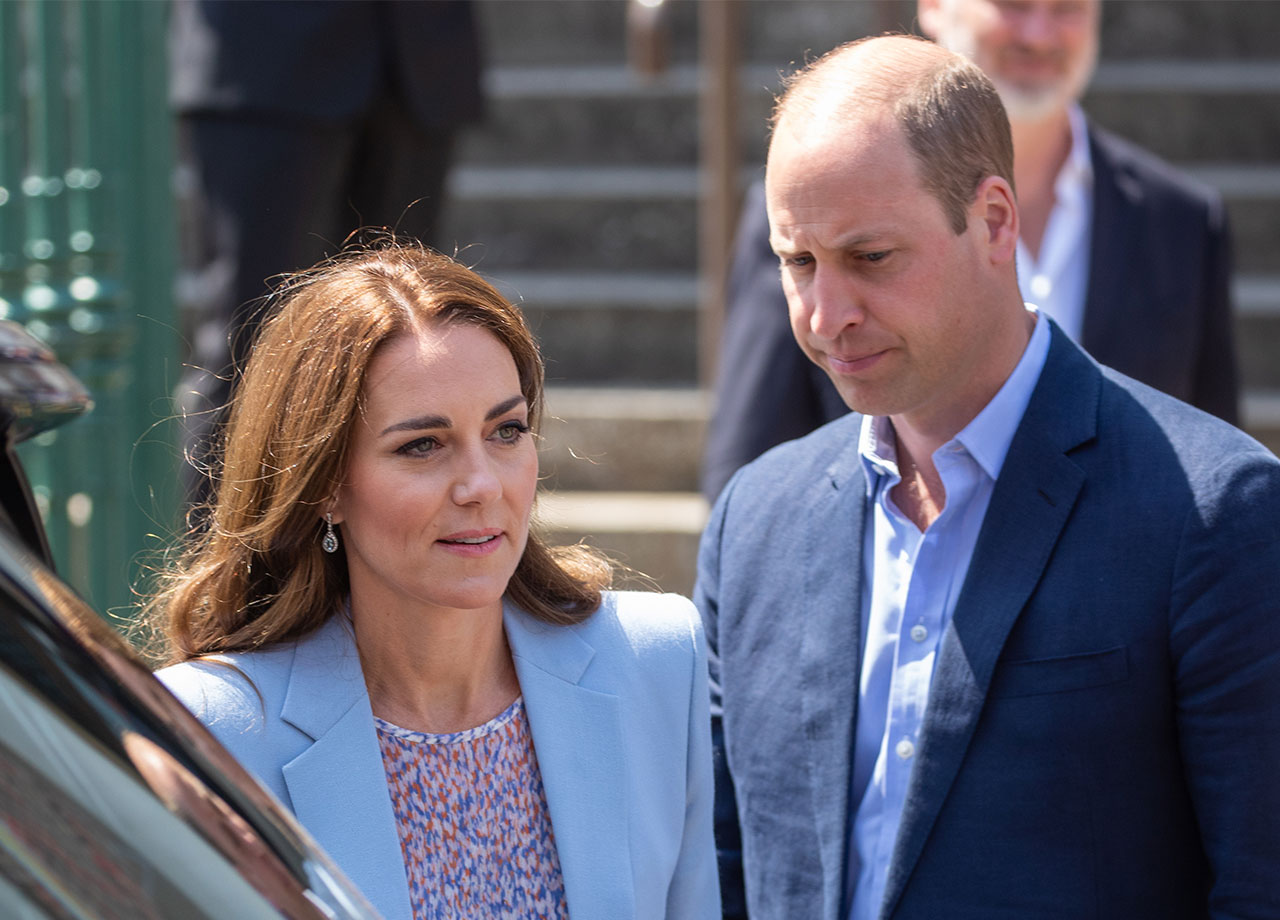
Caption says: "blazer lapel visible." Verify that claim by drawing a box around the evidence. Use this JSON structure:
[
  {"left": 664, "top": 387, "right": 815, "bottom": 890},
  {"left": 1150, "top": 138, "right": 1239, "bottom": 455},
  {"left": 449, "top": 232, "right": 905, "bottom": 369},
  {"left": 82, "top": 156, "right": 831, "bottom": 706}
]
[
  {"left": 799, "top": 431, "right": 868, "bottom": 920},
  {"left": 880, "top": 327, "right": 1098, "bottom": 918},
  {"left": 505, "top": 604, "right": 633, "bottom": 920},
  {"left": 1081, "top": 124, "right": 1143, "bottom": 366},
  {"left": 279, "top": 616, "right": 412, "bottom": 920}
]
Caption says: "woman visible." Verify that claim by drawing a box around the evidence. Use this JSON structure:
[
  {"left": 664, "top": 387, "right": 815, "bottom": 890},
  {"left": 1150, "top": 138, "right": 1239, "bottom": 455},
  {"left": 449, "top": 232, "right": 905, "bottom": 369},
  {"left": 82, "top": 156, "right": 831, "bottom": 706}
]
[{"left": 151, "top": 241, "right": 720, "bottom": 919}]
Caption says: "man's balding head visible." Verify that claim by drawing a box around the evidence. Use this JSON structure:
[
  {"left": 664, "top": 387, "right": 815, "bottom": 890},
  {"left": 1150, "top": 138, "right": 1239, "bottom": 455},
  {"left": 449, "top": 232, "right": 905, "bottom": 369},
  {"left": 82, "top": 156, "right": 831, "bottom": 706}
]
[{"left": 771, "top": 34, "right": 1014, "bottom": 235}]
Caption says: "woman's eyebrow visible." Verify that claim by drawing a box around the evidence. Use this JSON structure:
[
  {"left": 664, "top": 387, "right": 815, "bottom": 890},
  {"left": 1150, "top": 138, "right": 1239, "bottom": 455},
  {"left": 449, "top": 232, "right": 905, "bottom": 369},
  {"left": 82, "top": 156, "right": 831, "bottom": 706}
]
[
  {"left": 379, "top": 396, "right": 525, "bottom": 437},
  {"left": 380, "top": 414, "right": 449, "bottom": 436},
  {"left": 485, "top": 395, "right": 526, "bottom": 421}
]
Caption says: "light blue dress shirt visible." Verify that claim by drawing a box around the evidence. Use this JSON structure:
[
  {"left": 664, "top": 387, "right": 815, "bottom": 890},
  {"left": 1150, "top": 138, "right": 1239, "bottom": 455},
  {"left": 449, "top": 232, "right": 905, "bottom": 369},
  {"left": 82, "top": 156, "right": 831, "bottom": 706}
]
[{"left": 847, "top": 310, "right": 1052, "bottom": 920}]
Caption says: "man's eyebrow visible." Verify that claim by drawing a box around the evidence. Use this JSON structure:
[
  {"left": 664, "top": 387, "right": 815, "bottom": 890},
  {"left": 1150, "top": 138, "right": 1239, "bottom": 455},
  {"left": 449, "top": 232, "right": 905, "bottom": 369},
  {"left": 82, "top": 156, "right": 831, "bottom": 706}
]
[{"left": 378, "top": 395, "right": 526, "bottom": 437}]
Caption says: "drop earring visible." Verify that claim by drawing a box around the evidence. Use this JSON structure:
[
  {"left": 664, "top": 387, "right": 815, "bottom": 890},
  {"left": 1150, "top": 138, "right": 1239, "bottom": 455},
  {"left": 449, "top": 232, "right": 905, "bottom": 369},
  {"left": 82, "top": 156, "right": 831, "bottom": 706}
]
[{"left": 322, "top": 512, "right": 340, "bottom": 554}]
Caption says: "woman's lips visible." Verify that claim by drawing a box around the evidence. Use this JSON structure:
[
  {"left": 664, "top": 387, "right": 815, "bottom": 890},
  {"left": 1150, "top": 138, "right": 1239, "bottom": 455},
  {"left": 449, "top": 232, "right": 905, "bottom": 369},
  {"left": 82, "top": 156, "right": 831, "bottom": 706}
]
[{"left": 437, "top": 530, "right": 504, "bottom": 557}]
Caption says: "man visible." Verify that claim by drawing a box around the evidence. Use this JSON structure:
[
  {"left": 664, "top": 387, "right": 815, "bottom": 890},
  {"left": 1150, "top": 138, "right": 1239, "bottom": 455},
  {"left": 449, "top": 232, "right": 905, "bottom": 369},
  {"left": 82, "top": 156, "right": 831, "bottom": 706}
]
[
  {"left": 696, "top": 33, "right": 1280, "bottom": 920},
  {"left": 701, "top": 0, "right": 1238, "bottom": 502}
]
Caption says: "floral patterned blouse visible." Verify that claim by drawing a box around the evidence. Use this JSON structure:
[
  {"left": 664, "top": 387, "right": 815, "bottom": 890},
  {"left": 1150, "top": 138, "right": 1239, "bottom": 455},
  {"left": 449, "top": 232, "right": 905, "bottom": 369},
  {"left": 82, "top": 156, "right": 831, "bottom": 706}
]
[{"left": 376, "top": 697, "right": 570, "bottom": 919}]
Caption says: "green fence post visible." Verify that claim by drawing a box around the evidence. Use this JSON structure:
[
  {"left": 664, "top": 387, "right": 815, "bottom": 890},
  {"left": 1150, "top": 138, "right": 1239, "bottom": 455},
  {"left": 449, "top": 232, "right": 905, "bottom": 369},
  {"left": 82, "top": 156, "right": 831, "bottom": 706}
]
[{"left": 0, "top": 0, "right": 180, "bottom": 622}]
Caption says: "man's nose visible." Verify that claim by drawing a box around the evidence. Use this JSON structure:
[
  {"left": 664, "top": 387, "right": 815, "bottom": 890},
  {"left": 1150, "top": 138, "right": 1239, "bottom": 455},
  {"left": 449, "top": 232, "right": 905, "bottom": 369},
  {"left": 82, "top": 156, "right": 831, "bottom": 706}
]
[
  {"left": 1012, "top": 2, "right": 1060, "bottom": 49},
  {"left": 806, "top": 268, "right": 864, "bottom": 339}
]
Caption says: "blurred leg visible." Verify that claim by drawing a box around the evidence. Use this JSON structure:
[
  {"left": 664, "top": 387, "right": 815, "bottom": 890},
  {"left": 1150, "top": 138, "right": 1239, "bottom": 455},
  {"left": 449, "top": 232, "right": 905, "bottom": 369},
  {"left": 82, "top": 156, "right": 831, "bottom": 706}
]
[{"left": 174, "top": 113, "right": 356, "bottom": 510}]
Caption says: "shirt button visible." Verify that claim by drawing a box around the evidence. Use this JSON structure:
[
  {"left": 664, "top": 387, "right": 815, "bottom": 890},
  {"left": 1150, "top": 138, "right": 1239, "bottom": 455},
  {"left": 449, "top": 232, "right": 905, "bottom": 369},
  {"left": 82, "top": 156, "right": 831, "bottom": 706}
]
[
  {"left": 895, "top": 738, "right": 915, "bottom": 760},
  {"left": 910, "top": 624, "right": 928, "bottom": 643}
]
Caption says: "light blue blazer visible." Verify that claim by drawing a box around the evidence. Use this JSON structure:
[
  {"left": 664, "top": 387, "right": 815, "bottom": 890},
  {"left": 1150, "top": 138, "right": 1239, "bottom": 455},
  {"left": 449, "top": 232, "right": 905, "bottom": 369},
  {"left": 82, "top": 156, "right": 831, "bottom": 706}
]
[{"left": 158, "top": 591, "right": 720, "bottom": 920}]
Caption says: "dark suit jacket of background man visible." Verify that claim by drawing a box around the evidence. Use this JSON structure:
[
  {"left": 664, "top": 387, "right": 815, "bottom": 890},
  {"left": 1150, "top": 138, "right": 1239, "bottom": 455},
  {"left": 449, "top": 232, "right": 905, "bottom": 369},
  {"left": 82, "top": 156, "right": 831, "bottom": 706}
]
[
  {"left": 696, "top": 322, "right": 1280, "bottom": 919},
  {"left": 702, "top": 122, "right": 1240, "bottom": 502}
]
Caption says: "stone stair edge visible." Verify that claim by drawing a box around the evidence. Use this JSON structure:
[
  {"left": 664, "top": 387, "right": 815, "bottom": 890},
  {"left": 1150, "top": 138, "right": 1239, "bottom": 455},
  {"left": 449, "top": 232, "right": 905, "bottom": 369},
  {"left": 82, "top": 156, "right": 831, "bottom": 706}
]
[
  {"left": 450, "top": 163, "right": 1280, "bottom": 199},
  {"left": 481, "top": 60, "right": 1280, "bottom": 100},
  {"left": 538, "top": 490, "right": 708, "bottom": 534}
]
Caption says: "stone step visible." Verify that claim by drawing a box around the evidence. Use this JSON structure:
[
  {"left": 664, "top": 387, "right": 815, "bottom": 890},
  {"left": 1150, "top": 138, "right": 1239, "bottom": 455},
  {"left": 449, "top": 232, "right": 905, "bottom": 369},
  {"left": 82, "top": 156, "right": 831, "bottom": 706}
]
[
  {"left": 1245, "top": 391, "right": 1280, "bottom": 457},
  {"left": 444, "top": 163, "right": 1280, "bottom": 274},
  {"left": 477, "top": 270, "right": 697, "bottom": 385},
  {"left": 459, "top": 60, "right": 1280, "bottom": 168},
  {"left": 460, "top": 69, "right": 1280, "bottom": 170},
  {"left": 444, "top": 169, "right": 696, "bottom": 274},
  {"left": 473, "top": 0, "right": 1280, "bottom": 69},
  {"left": 541, "top": 386, "right": 707, "bottom": 493},
  {"left": 1238, "top": 277, "right": 1280, "bottom": 391},
  {"left": 538, "top": 490, "right": 707, "bottom": 598}
]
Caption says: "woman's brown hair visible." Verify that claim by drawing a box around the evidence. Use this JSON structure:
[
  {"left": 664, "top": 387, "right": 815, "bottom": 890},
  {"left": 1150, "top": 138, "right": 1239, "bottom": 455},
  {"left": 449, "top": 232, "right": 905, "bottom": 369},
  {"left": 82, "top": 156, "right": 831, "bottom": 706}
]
[{"left": 147, "top": 239, "right": 609, "bottom": 663}]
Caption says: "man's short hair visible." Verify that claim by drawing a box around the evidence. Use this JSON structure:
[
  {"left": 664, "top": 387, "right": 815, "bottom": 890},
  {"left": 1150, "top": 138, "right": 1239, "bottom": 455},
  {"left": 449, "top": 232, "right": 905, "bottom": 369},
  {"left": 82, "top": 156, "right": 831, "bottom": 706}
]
[{"left": 772, "top": 34, "right": 1014, "bottom": 235}]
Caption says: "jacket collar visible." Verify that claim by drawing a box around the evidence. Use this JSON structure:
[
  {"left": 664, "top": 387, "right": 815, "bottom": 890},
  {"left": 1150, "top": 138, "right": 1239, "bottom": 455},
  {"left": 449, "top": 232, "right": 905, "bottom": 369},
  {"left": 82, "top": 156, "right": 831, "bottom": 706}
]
[
  {"left": 798, "top": 421, "right": 869, "bottom": 919},
  {"left": 505, "top": 600, "right": 634, "bottom": 920},
  {"left": 275, "top": 604, "right": 633, "bottom": 920},
  {"left": 278, "top": 614, "right": 412, "bottom": 920}
]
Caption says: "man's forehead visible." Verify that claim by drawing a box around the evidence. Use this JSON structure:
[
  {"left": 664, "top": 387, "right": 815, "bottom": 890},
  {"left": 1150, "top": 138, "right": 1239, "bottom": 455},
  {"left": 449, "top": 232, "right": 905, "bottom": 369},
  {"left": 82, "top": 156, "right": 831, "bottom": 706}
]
[{"left": 766, "top": 110, "right": 911, "bottom": 203}]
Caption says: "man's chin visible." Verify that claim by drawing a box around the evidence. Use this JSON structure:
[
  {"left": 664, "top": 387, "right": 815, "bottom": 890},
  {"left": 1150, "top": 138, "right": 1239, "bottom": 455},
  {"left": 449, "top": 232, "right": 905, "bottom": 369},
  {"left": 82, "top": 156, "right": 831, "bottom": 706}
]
[{"left": 996, "top": 84, "right": 1072, "bottom": 124}]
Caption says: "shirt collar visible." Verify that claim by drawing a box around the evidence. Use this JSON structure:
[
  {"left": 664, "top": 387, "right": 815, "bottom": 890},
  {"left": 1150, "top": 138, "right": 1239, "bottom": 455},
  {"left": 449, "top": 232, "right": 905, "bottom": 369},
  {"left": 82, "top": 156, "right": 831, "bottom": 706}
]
[
  {"left": 1055, "top": 104, "right": 1094, "bottom": 204},
  {"left": 859, "top": 308, "right": 1052, "bottom": 492}
]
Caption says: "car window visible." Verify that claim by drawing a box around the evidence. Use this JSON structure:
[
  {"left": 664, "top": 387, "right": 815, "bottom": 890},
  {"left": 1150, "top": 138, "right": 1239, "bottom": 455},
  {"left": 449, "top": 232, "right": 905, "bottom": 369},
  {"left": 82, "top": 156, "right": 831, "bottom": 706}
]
[{"left": 0, "top": 659, "right": 282, "bottom": 919}]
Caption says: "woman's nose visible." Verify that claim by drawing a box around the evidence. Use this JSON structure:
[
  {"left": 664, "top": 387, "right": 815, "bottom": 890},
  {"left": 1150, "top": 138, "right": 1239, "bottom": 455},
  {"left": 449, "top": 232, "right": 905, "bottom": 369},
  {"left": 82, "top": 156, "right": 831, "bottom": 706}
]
[{"left": 451, "top": 448, "right": 502, "bottom": 505}]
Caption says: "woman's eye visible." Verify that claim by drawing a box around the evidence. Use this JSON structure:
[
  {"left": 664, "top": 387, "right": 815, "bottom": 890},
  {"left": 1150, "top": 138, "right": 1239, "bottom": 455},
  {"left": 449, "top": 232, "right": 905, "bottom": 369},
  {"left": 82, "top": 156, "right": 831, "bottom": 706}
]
[
  {"left": 395, "top": 436, "right": 439, "bottom": 457},
  {"left": 493, "top": 421, "right": 530, "bottom": 444}
]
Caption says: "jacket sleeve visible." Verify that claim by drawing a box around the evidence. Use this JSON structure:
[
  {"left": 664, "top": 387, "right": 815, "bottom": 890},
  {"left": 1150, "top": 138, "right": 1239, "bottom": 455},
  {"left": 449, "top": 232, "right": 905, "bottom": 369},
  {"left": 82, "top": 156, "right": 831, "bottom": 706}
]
[
  {"left": 664, "top": 599, "right": 725, "bottom": 919},
  {"left": 693, "top": 484, "right": 747, "bottom": 920},
  {"left": 1170, "top": 447, "right": 1280, "bottom": 916}
]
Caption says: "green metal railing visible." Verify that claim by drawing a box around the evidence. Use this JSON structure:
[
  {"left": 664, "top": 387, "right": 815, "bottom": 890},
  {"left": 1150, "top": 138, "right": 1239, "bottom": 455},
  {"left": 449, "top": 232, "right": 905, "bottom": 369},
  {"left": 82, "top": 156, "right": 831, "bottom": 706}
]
[{"left": 0, "top": 0, "right": 179, "bottom": 618}]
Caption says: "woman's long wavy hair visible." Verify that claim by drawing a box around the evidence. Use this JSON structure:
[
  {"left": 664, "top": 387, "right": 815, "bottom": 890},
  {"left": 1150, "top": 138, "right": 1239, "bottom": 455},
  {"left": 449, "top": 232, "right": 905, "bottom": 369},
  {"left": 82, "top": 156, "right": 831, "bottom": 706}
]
[{"left": 147, "top": 240, "right": 610, "bottom": 663}]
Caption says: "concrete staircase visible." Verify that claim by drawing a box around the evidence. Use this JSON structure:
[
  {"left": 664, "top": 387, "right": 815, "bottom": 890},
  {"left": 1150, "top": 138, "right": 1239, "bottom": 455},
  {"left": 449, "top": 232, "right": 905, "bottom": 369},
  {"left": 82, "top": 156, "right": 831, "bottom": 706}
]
[{"left": 439, "top": 0, "right": 1280, "bottom": 597}]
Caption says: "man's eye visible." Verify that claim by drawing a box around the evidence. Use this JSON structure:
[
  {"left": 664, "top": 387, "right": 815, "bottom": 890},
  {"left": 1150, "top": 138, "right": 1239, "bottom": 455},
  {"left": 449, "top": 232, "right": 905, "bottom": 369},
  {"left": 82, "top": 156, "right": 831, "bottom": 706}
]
[
  {"left": 863, "top": 250, "right": 890, "bottom": 263},
  {"left": 780, "top": 255, "right": 813, "bottom": 268}
]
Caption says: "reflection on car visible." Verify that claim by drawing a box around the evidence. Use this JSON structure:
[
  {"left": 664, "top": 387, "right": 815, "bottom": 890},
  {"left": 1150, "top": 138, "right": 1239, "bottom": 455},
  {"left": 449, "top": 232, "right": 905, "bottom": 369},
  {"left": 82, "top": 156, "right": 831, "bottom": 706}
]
[{"left": 0, "top": 321, "right": 380, "bottom": 919}]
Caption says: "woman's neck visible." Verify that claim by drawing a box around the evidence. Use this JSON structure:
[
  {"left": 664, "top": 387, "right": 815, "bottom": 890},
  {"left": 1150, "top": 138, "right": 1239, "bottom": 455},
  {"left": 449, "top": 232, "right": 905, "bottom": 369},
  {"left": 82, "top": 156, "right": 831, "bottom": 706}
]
[{"left": 351, "top": 594, "right": 519, "bottom": 734}]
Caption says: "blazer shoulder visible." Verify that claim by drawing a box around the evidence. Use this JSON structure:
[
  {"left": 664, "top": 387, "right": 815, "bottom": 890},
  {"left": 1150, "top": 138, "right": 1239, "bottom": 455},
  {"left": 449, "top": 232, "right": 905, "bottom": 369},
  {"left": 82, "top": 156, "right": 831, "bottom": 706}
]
[
  {"left": 588, "top": 591, "right": 702, "bottom": 657},
  {"left": 1090, "top": 122, "right": 1223, "bottom": 213},
  {"left": 1096, "top": 365, "right": 1276, "bottom": 481},
  {"left": 156, "top": 644, "right": 295, "bottom": 734},
  {"left": 723, "top": 412, "right": 865, "bottom": 501}
]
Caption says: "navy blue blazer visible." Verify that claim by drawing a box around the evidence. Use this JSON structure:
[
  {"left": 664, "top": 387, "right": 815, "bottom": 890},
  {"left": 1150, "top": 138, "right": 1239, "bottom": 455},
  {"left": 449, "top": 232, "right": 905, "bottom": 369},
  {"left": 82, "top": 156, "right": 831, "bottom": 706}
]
[
  {"left": 702, "top": 123, "right": 1240, "bottom": 502},
  {"left": 696, "top": 324, "right": 1280, "bottom": 919}
]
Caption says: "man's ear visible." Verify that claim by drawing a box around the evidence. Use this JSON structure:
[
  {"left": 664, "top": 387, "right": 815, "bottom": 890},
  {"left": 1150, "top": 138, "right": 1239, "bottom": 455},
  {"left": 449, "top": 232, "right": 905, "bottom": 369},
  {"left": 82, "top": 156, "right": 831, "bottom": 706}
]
[
  {"left": 972, "top": 175, "right": 1019, "bottom": 265},
  {"left": 917, "top": 0, "right": 943, "bottom": 40}
]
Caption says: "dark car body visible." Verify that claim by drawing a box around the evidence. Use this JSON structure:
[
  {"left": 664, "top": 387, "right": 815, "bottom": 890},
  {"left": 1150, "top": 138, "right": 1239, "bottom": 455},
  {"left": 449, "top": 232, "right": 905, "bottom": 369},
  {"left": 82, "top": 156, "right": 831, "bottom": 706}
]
[{"left": 0, "top": 321, "right": 380, "bottom": 919}]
